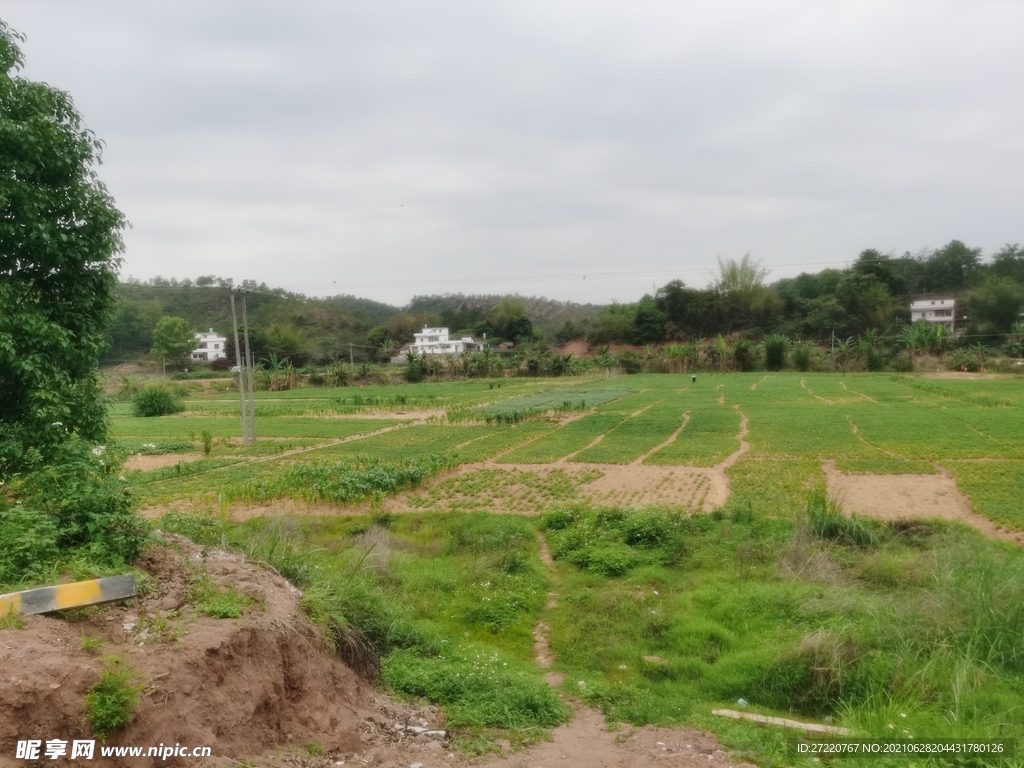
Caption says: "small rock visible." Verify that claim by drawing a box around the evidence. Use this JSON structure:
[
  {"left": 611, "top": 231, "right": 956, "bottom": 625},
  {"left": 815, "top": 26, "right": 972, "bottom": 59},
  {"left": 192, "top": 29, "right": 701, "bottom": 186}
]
[
  {"left": 411, "top": 763, "right": 424, "bottom": 768},
  {"left": 158, "top": 596, "right": 179, "bottom": 612},
  {"left": 642, "top": 655, "right": 668, "bottom": 665},
  {"left": 425, "top": 740, "right": 443, "bottom": 750},
  {"left": 122, "top": 622, "right": 135, "bottom": 632}
]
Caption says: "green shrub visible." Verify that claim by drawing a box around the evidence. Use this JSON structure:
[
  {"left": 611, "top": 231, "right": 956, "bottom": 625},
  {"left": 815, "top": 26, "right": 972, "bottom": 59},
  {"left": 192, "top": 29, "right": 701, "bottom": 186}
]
[
  {"left": 132, "top": 385, "right": 184, "bottom": 417},
  {"left": 383, "top": 647, "right": 570, "bottom": 729},
  {"left": 228, "top": 454, "right": 456, "bottom": 505},
  {"left": 571, "top": 542, "right": 639, "bottom": 577},
  {"left": 792, "top": 344, "right": 813, "bottom": 372},
  {"left": 8, "top": 440, "right": 148, "bottom": 582},
  {"left": 84, "top": 658, "right": 143, "bottom": 739},
  {"left": 763, "top": 334, "right": 789, "bottom": 371},
  {"left": 0, "top": 505, "right": 60, "bottom": 586},
  {"left": 947, "top": 348, "right": 981, "bottom": 372},
  {"left": 157, "top": 510, "right": 222, "bottom": 547}
]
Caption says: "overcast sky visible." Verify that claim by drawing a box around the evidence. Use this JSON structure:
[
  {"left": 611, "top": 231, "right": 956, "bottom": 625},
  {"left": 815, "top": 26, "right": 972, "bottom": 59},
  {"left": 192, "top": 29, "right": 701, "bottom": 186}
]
[{"left": 5, "top": 1, "right": 1023, "bottom": 306}]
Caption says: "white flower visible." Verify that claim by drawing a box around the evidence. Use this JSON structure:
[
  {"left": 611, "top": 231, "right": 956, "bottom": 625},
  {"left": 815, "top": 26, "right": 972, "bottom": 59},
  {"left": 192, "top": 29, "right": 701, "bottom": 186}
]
[
  {"left": 52, "top": 421, "right": 63, "bottom": 427},
  {"left": 91, "top": 446, "right": 105, "bottom": 456},
  {"left": 577, "top": 681, "right": 586, "bottom": 689}
]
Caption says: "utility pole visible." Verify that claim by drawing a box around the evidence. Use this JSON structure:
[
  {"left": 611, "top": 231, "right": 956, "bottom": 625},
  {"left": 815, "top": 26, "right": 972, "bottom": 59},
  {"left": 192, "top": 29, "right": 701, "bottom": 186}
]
[
  {"left": 240, "top": 292, "right": 257, "bottom": 442},
  {"left": 349, "top": 342, "right": 354, "bottom": 371},
  {"left": 229, "top": 293, "right": 249, "bottom": 444}
]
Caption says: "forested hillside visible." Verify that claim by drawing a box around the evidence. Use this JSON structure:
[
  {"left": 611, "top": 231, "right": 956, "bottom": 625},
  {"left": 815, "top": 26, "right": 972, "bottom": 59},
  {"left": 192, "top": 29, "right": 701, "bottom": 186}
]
[{"left": 103, "top": 240, "right": 1024, "bottom": 367}]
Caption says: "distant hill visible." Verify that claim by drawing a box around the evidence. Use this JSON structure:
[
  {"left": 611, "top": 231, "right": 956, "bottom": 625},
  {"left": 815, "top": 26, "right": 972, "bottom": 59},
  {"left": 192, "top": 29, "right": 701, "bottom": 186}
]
[
  {"left": 405, "top": 293, "right": 605, "bottom": 335},
  {"left": 322, "top": 294, "right": 401, "bottom": 326}
]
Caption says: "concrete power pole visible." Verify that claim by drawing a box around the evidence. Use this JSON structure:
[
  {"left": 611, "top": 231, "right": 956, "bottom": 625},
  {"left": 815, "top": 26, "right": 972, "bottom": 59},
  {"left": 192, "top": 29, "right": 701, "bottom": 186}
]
[
  {"left": 240, "top": 293, "right": 257, "bottom": 442},
  {"left": 229, "top": 293, "right": 249, "bottom": 444}
]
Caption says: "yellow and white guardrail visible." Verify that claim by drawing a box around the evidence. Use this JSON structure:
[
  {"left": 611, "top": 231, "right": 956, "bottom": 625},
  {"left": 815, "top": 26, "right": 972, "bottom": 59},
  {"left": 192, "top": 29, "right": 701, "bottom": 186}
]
[{"left": 0, "top": 575, "right": 136, "bottom": 616}]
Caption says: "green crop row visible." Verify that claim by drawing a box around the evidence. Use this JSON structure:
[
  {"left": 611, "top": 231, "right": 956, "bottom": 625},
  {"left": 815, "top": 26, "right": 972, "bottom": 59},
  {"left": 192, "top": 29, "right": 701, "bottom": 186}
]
[
  {"left": 223, "top": 454, "right": 456, "bottom": 505},
  {"left": 644, "top": 405, "right": 742, "bottom": 467},
  {"left": 498, "top": 413, "right": 628, "bottom": 464},
  {"left": 572, "top": 397, "right": 688, "bottom": 464},
  {"left": 108, "top": 415, "right": 402, "bottom": 440}
]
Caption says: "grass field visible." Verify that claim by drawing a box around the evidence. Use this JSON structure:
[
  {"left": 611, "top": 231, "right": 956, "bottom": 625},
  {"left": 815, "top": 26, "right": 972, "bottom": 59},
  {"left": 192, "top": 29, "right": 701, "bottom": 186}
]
[{"left": 118, "top": 371, "right": 1024, "bottom": 765}]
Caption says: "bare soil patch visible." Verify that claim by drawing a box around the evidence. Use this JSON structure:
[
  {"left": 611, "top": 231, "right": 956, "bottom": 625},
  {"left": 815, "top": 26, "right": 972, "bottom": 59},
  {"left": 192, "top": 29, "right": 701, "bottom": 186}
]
[
  {"left": 480, "top": 707, "right": 751, "bottom": 768},
  {"left": 822, "top": 460, "right": 1024, "bottom": 544},
  {"left": 919, "top": 372, "right": 1009, "bottom": 380},
  {"left": 124, "top": 453, "right": 205, "bottom": 471}
]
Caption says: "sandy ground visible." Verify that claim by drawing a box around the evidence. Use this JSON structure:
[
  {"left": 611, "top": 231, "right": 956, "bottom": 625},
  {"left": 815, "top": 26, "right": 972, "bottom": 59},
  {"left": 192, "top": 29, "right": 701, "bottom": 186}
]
[
  {"left": 125, "top": 452, "right": 205, "bottom": 471},
  {"left": 918, "top": 372, "right": 1011, "bottom": 379},
  {"left": 822, "top": 460, "right": 1024, "bottom": 544}
]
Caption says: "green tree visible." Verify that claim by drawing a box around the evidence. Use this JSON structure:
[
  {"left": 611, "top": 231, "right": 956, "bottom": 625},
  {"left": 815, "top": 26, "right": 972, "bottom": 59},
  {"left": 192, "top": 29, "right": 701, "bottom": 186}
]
[
  {"left": 0, "top": 22, "right": 127, "bottom": 473},
  {"left": 150, "top": 316, "right": 196, "bottom": 368},
  {"left": 923, "top": 240, "right": 982, "bottom": 294},
  {"left": 990, "top": 244, "right": 1024, "bottom": 284},
  {"left": 629, "top": 295, "right": 667, "bottom": 344},
  {"left": 968, "top": 276, "right": 1024, "bottom": 335},
  {"left": 714, "top": 254, "right": 781, "bottom": 331}
]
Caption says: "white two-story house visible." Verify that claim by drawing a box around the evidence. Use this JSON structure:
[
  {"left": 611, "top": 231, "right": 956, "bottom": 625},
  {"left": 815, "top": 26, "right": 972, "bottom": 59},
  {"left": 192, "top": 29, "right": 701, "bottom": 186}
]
[
  {"left": 909, "top": 297, "right": 956, "bottom": 331},
  {"left": 404, "top": 327, "right": 484, "bottom": 358},
  {"left": 191, "top": 328, "right": 228, "bottom": 361}
]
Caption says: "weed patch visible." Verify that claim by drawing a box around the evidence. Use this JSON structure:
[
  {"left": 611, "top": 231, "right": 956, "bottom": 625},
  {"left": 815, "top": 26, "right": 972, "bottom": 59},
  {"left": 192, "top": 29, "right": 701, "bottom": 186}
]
[{"left": 84, "top": 657, "right": 144, "bottom": 739}]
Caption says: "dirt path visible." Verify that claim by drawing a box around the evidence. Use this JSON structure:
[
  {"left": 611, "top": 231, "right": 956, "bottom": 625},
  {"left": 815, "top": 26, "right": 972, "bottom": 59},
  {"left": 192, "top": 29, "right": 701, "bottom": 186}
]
[
  {"left": 632, "top": 412, "right": 690, "bottom": 466},
  {"left": 508, "top": 532, "right": 753, "bottom": 768},
  {"left": 800, "top": 377, "right": 833, "bottom": 404}
]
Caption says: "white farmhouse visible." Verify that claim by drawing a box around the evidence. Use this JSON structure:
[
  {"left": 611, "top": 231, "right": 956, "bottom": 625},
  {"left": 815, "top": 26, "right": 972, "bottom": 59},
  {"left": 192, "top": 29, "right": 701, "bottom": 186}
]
[
  {"left": 407, "top": 327, "right": 484, "bottom": 357},
  {"left": 191, "top": 328, "right": 228, "bottom": 361},
  {"left": 909, "top": 297, "right": 956, "bottom": 331}
]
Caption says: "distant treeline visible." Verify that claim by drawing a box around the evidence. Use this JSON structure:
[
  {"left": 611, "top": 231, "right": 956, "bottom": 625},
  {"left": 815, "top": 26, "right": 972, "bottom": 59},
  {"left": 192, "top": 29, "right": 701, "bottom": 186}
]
[
  {"left": 563, "top": 241, "right": 1024, "bottom": 346},
  {"left": 104, "top": 240, "right": 1024, "bottom": 365}
]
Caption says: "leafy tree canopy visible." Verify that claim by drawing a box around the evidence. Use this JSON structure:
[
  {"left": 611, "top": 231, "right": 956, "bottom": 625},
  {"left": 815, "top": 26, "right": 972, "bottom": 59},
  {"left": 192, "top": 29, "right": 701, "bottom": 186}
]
[
  {"left": 0, "top": 21, "right": 126, "bottom": 474},
  {"left": 150, "top": 316, "right": 196, "bottom": 366}
]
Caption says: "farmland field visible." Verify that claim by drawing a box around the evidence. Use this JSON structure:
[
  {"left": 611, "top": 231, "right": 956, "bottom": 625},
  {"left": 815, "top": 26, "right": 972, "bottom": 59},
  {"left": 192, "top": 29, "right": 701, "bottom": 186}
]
[{"left": 119, "top": 372, "right": 1024, "bottom": 765}]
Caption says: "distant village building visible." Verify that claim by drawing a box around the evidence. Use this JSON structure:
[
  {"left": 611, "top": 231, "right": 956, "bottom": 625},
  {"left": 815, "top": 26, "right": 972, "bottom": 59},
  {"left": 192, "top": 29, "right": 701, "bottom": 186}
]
[
  {"left": 909, "top": 297, "right": 956, "bottom": 331},
  {"left": 391, "top": 327, "right": 484, "bottom": 362},
  {"left": 191, "top": 328, "right": 228, "bottom": 361}
]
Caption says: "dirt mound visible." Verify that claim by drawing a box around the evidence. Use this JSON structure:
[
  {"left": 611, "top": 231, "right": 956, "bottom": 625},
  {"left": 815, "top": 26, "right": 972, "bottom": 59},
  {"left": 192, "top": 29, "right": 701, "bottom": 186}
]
[{"left": 0, "top": 533, "right": 369, "bottom": 766}]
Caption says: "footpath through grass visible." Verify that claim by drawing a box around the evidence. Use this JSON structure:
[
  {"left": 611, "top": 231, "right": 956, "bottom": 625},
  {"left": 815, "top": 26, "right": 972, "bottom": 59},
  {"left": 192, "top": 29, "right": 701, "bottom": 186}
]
[
  {"left": 159, "top": 510, "right": 570, "bottom": 753},
  {"left": 538, "top": 499, "right": 1024, "bottom": 767}
]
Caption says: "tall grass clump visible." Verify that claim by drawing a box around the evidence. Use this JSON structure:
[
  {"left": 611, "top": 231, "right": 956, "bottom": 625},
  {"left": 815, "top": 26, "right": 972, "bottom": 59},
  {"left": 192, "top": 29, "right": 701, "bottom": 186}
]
[
  {"left": 132, "top": 385, "right": 184, "bottom": 417},
  {"left": 805, "top": 487, "right": 877, "bottom": 545},
  {"left": 792, "top": 343, "right": 813, "bottom": 372},
  {"left": 763, "top": 334, "right": 789, "bottom": 371},
  {"left": 84, "top": 657, "right": 143, "bottom": 739}
]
